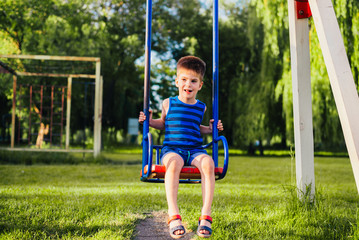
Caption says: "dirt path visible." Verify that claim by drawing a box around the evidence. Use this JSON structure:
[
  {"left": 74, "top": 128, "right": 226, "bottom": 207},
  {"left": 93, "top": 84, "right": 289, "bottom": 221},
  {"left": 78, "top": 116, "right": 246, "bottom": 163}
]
[{"left": 134, "top": 211, "right": 196, "bottom": 240}]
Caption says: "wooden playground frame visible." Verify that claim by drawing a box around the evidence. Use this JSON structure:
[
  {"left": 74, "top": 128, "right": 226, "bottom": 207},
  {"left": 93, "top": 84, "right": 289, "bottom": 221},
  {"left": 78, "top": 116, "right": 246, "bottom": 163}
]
[
  {"left": 288, "top": 0, "right": 359, "bottom": 196},
  {"left": 0, "top": 54, "right": 103, "bottom": 157}
]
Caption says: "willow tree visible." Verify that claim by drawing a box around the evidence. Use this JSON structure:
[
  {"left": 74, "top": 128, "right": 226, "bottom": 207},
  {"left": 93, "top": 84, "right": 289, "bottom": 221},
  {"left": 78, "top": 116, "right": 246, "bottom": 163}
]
[
  {"left": 250, "top": 0, "right": 359, "bottom": 151},
  {"left": 236, "top": 0, "right": 289, "bottom": 150},
  {"left": 308, "top": 0, "right": 359, "bottom": 150}
]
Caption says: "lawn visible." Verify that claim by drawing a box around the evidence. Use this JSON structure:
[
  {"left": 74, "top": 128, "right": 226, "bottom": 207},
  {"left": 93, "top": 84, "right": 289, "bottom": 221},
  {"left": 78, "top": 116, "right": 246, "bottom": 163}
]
[{"left": 0, "top": 151, "right": 358, "bottom": 239}]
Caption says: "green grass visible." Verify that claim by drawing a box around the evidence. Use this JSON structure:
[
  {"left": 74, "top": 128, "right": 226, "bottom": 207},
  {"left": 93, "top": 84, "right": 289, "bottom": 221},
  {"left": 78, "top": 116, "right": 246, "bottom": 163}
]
[{"left": 0, "top": 152, "right": 358, "bottom": 239}]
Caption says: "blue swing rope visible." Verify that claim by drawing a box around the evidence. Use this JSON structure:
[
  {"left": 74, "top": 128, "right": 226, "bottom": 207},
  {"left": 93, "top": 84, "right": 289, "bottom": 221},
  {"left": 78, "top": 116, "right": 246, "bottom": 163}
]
[
  {"left": 212, "top": 0, "right": 219, "bottom": 167},
  {"left": 141, "top": 0, "right": 228, "bottom": 182},
  {"left": 142, "top": 0, "right": 152, "bottom": 178}
]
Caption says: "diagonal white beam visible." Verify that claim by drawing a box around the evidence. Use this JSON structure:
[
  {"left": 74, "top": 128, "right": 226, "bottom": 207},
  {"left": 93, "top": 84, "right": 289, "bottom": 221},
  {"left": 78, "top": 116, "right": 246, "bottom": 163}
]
[{"left": 309, "top": 0, "right": 359, "bottom": 193}]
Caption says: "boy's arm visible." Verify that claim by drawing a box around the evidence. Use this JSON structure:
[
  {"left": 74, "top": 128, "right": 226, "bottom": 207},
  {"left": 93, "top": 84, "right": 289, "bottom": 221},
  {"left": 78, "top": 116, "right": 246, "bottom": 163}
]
[
  {"left": 200, "top": 119, "right": 224, "bottom": 135},
  {"left": 200, "top": 124, "right": 211, "bottom": 135},
  {"left": 150, "top": 115, "right": 165, "bottom": 130},
  {"left": 138, "top": 99, "right": 168, "bottom": 130}
]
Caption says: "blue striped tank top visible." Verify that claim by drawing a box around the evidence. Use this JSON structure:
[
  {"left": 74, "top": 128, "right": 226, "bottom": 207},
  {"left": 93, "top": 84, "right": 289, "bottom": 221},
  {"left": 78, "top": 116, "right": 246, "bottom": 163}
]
[{"left": 163, "top": 96, "right": 206, "bottom": 149}]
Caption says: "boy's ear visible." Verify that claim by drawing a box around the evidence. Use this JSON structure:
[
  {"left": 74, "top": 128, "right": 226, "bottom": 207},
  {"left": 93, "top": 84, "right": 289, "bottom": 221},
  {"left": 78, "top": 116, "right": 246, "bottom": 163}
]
[
  {"left": 199, "top": 80, "right": 204, "bottom": 90},
  {"left": 175, "top": 77, "right": 179, "bottom": 87}
]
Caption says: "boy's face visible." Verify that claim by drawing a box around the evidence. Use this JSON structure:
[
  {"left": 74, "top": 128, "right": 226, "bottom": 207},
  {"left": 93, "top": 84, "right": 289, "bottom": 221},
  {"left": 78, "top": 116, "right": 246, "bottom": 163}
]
[{"left": 175, "top": 68, "right": 203, "bottom": 103}]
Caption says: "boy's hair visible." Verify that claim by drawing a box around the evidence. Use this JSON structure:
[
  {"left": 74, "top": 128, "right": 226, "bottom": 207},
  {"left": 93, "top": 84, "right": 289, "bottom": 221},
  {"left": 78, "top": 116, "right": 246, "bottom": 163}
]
[{"left": 177, "top": 56, "right": 206, "bottom": 80}]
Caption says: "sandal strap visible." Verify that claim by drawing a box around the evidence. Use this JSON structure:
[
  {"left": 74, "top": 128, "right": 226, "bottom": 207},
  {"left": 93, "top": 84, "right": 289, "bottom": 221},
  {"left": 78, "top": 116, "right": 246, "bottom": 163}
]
[
  {"left": 170, "top": 225, "right": 186, "bottom": 234},
  {"left": 198, "top": 215, "right": 212, "bottom": 224},
  {"left": 167, "top": 214, "right": 182, "bottom": 225},
  {"left": 197, "top": 225, "right": 212, "bottom": 235}
]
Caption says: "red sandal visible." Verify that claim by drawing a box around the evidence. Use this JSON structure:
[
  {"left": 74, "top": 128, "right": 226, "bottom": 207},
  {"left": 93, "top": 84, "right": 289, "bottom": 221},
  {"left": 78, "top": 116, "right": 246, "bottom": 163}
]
[
  {"left": 167, "top": 215, "right": 186, "bottom": 239},
  {"left": 197, "top": 215, "right": 212, "bottom": 238}
]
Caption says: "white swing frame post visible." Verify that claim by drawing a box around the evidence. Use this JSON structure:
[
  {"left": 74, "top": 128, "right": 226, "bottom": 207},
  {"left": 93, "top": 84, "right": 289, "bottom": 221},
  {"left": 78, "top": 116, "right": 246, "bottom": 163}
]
[
  {"left": 287, "top": 0, "right": 315, "bottom": 198},
  {"left": 288, "top": 0, "right": 359, "bottom": 197}
]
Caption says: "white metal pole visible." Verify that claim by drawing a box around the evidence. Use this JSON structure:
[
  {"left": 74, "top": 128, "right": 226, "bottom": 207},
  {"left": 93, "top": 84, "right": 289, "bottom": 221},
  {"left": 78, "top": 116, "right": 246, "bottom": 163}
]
[
  {"left": 309, "top": 0, "right": 359, "bottom": 193},
  {"left": 288, "top": 0, "right": 315, "bottom": 197},
  {"left": 94, "top": 61, "right": 101, "bottom": 157},
  {"left": 99, "top": 76, "right": 103, "bottom": 152}
]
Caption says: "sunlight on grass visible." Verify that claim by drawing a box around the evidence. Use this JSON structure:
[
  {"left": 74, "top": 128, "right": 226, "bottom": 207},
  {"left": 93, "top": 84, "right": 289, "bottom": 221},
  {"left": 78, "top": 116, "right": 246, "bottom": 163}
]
[{"left": 0, "top": 154, "right": 358, "bottom": 239}]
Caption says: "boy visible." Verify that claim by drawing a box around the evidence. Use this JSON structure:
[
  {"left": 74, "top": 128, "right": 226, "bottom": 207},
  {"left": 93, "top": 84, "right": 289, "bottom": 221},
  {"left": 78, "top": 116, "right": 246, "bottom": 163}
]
[{"left": 139, "top": 56, "right": 223, "bottom": 239}]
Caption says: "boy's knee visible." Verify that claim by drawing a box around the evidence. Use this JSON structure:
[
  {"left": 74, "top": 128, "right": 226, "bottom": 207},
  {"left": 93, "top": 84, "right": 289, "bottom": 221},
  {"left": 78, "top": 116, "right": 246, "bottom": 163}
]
[
  {"left": 164, "top": 156, "right": 184, "bottom": 173},
  {"left": 201, "top": 157, "right": 215, "bottom": 174}
]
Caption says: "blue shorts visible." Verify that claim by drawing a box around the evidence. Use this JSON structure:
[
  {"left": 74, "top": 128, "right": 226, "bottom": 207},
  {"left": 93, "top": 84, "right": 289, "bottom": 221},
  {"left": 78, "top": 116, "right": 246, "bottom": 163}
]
[{"left": 160, "top": 146, "right": 208, "bottom": 166}]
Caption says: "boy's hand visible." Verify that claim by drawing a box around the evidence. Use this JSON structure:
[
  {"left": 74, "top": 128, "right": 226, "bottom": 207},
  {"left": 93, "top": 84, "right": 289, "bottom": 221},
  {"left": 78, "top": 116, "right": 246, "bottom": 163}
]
[
  {"left": 138, "top": 111, "right": 146, "bottom": 124},
  {"left": 217, "top": 120, "right": 224, "bottom": 132},
  {"left": 209, "top": 119, "right": 224, "bottom": 132},
  {"left": 138, "top": 110, "right": 152, "bottom": 124}
]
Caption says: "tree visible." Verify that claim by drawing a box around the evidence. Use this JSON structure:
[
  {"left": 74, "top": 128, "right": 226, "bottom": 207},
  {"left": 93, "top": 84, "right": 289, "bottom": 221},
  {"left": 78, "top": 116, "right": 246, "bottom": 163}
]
[
  {"left": 250, "top": 0, "right": 359, "bottom": 151},
  {"left": 1, "top": 0, "right": 357, "bottom": 150},
  {"left": 0, "top": 0, "right": 56, "bottom": 51},
  {"left": 231, "top": 0, "right": 289, "bottom": 150}
]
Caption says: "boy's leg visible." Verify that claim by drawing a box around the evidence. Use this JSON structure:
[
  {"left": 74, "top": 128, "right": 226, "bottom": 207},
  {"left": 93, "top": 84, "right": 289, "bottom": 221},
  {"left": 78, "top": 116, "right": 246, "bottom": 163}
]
[
  {"left": 191, "top": 154, "right": 215, "bottom": 234},
  {"left": 163, "top": 152, "right": 185, "bottom": 236}
]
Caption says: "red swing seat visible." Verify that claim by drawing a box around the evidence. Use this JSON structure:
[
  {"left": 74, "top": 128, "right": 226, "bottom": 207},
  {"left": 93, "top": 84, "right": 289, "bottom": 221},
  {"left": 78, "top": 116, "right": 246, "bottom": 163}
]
[
  {"left": 143, "top": 164, "right": 224, "bottom": 179},
  {"left": 141, "top": 133, "right": 228, "bottom": 183}
]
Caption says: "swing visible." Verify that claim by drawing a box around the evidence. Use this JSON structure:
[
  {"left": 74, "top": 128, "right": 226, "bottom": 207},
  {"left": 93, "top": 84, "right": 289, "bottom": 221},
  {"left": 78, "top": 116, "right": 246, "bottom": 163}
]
[{"left": 140, "top": 0, "right": 229, "bottom": 183}]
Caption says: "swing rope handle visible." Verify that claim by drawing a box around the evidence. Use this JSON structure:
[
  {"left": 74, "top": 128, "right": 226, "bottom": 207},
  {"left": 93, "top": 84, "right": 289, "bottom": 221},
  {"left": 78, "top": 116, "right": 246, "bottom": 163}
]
[{"left": 143, "top": 132, "right": 153, "bottom": 178}]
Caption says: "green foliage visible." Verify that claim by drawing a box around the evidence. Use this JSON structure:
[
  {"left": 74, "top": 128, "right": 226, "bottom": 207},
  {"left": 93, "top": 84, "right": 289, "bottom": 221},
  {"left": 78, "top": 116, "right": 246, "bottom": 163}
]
[
  {"left": 309, "top": 0, "right": 359, "bottom": 150},
  {"left": 0, "top": 0, "right": 57, "bottom": 51},
  {"left": 249, "top": 0, "right": 359, "bottom": 151},
  {"left": 0, "top": 0, "right": 358, "bottom": 151}
]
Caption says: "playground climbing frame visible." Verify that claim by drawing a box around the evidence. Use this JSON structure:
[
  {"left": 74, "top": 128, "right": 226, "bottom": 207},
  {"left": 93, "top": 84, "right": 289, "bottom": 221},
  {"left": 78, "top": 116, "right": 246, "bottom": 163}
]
[{"left": 0, "top": 54, "right": 103, "bottom": 157}]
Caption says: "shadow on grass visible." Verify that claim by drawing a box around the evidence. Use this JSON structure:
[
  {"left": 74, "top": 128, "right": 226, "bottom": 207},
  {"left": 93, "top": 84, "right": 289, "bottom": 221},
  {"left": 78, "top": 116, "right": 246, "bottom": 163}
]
[
  {"left": 0, "top": 222, "right": 135, "bottom": 239},
  {"left": 0, "top": 150, "right": 142, "bottom": 165},
  {"left": 0, "top": 192, "right": 154, "bottom": 239}
]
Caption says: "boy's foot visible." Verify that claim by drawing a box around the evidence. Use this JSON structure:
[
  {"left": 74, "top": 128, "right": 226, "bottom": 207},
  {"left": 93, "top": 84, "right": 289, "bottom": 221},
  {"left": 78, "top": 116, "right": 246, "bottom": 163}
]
[
  {"left": 167, "top": 215, "right": 186, "bottom": 239},
  {"left": 197, "top": 215, "right": 212, "bottom": 238}
]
